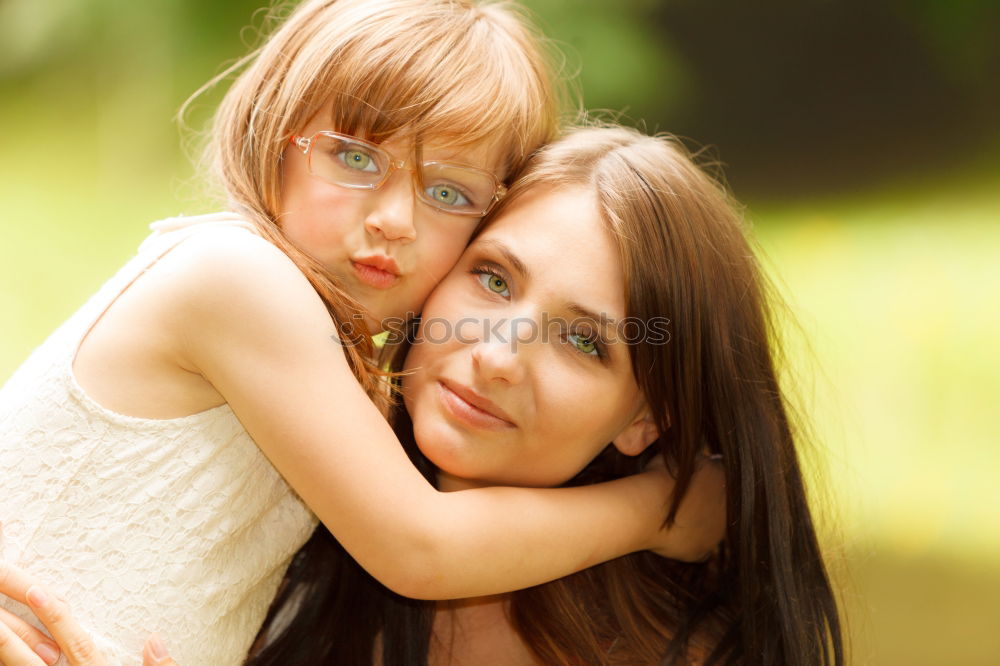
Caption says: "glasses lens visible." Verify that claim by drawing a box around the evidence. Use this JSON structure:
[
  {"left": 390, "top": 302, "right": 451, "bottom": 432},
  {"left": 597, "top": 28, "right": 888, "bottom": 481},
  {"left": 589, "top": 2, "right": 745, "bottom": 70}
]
[
  {"left": 309, "top": 134, "right": 388, "bottom": 187},
  {"left": 418, "top": 164, "right": 499, "bottom": 215}
]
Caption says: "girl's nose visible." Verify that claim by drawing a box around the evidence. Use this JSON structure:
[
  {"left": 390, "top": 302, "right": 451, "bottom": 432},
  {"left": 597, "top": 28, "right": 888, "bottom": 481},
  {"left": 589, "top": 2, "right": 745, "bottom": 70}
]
[{"left": 364, "top": 170, "right": 417, "bottom": 242}]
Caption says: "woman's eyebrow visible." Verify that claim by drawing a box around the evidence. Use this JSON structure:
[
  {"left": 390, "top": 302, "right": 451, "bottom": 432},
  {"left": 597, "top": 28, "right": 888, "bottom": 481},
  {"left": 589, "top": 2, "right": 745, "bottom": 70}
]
[
  {"left": 476, "top": 239, "right": 530, "bottom": 280},
  {"left": 566, "top": 303, "right": 616, "bottom": 326},
  {"left": 566, "top": 303, "right": 619, "bottom": 339}
]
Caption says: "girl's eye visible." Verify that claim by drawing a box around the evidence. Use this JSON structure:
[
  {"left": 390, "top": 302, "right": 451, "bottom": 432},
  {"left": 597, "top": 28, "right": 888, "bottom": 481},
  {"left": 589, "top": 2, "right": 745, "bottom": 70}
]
[
  {"left": 567, "top": 332, "right": 601, "bottom": 358},
  {"left": 474, "top": 269, "right": 510, "bottom": 297},
  {"left": 425, "top": 183, "right": 471, "bottom": 208},
  {"left": 339, "top": 149, "right": 378, "bottom": 172}
]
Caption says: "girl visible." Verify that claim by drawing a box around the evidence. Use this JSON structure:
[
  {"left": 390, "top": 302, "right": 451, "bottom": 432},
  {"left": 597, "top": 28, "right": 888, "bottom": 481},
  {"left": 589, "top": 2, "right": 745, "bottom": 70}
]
[
  {"left": 0, "top": 3, "right": 718, "bottom": 666},
  {"left": 1, "top": 125, "right": 841, "bottom": 664}
]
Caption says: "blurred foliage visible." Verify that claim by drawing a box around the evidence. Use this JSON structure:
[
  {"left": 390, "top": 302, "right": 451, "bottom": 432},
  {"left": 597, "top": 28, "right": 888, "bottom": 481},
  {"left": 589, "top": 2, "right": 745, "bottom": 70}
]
[
  {"left": 752, "top": 165, "right": 1000, "bottom": 664},
  {"left": 527, "top": 0, "right": 1000, "bottom": 196},
  {"left": 2, "top": 0, "right": 997, "bottom": 198},
  {"left": 1, "top": 1, "right": 999, "bottom": 664}
]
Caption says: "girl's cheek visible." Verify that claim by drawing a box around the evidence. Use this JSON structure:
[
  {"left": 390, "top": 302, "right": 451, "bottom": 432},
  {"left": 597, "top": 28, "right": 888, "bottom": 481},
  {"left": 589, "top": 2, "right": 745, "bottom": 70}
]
[{"left": 431, "top": 223, "right": 475, "bottom": 264}]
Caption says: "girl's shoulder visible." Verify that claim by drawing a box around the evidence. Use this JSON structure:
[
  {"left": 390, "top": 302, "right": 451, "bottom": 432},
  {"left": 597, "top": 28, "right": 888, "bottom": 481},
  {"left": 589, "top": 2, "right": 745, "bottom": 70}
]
[
  {"left": 125, "top": 215, "right": 334, "bottom": 370},
  {"left": 147, "top": 216, "right": 309, "bottom": 296},
  {"left": 68, "top": 214, "right": 328, "bottom": 420}
]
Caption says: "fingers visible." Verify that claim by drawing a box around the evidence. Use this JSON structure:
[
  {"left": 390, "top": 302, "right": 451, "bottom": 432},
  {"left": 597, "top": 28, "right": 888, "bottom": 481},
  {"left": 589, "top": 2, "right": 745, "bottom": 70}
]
[
  {"left": 142, "top": 634, "right": 177, "bottom": 666},
  {"left": 0, "top": 548, "right": 63, "bottom": 666},
  {"left": 673, "top": 459, "right": 727, "bottom": 562},
  {"left": 0, "top": 614, "right": 48, "bottom": 666},
  {"left": 0, "top": 608, "right": 60, "bottom": 666},
  {"left": 0, "top": 560, "right": 36, "bottom": 607},
  {"left": 646, "top": 454, "right": 727, "bottom": 562},
  {"left": 24, "top": 587, "right": 106, "bottom": 666}
]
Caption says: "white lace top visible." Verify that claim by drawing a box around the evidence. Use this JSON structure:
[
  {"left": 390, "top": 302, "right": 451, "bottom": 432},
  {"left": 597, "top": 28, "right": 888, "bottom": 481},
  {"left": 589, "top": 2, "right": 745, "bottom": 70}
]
[{"left": 0, "top": 213, "right": 318, "bottom": 665}]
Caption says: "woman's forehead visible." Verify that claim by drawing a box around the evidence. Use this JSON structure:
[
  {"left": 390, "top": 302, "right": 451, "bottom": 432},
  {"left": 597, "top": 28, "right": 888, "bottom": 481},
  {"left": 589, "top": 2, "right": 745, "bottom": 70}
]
[{"left": 475, "top": 187, "right": 629, "bottom": 318}]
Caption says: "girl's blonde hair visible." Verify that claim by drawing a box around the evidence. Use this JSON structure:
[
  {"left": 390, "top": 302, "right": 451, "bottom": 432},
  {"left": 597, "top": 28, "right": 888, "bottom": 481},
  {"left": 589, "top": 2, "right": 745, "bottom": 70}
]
[{"left": 196, "top": 0, "right": 566, "bottom": 404}]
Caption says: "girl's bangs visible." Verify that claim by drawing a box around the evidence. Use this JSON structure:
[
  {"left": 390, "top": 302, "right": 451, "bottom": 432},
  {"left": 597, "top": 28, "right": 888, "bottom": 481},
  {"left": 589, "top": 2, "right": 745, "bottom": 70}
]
[{"left": 321, "top": 20, "right": 552, "bottom": 174}]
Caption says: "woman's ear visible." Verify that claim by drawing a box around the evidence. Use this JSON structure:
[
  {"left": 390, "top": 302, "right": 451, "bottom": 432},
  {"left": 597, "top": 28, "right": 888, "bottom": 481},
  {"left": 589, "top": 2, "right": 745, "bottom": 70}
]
[{"left": 612, "top": 406, "right": 661, "bottom": 457}]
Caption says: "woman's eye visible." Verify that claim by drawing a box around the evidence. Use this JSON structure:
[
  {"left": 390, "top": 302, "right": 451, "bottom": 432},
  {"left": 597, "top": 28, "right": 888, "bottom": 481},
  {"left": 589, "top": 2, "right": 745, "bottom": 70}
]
[
  {"left": 475, "top": 271, "right": 510, "bottom": 297},
  {"left": 567, "top": 333, "right": 599, "bottom": 357},
  {"left": 338, "top": 149, "right": 378, "bottom": 172},
  {"left": 426, "top": 183, "right": 471, "bottom": 207}
]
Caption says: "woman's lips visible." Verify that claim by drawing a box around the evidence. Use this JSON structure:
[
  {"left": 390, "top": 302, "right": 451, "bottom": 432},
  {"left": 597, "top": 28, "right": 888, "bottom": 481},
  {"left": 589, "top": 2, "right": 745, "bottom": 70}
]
[
  {"left": 437, "top": 381, "right": 515, "bottom": 430},
  {"left": 352, "top": 260, "right": 399, "bottom": 289}
]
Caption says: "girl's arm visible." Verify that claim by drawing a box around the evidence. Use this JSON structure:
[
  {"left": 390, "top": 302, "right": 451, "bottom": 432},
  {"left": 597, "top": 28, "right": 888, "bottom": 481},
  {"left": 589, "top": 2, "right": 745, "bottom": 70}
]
[{"left": 164, "top": 232, "right": 712, "bottom": 599}]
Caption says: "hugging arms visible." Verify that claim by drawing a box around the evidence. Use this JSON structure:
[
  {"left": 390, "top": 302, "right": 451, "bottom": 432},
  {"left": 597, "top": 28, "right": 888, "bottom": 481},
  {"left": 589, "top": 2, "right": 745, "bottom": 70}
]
[{"left": 2, "top": 124, "right": 838, "bottom": 665}]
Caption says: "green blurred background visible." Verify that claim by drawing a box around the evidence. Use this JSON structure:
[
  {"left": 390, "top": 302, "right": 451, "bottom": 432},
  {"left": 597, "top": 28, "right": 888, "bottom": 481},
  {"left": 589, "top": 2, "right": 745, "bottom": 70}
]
[{"left": 1, "top": 1, "right": 998, "bottom": 662}]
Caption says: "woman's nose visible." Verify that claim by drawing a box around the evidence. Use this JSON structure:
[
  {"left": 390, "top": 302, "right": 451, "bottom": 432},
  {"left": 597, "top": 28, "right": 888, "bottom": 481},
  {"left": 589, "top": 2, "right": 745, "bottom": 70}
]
[
  {"left": 470, "top": 319, "right": 533, "bottom": 385},
  {"left": 364, "top": 169, "right": 417, "bottom": 242}
]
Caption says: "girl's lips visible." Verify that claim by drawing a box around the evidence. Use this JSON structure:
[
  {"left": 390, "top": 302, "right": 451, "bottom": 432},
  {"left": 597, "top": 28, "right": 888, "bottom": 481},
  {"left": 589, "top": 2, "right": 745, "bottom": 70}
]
[
  {"left": 352, "top": 260, "right": 399, "bottom": 289},
  {"left": 437, "top": 381, "right": 515, "bottom": 430}
]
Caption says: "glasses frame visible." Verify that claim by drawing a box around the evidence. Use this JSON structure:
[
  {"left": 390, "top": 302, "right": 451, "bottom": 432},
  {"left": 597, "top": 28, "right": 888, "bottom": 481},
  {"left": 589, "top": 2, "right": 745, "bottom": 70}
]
[{"left": 289, "top": 131, "right": 507, "bottom": 217}]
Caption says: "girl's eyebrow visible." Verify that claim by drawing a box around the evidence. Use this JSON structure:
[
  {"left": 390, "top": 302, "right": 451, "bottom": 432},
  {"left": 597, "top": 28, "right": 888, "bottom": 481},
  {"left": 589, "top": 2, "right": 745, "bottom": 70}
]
[{"left": 476, "top": 239, "right": 530, "bottom": 280}]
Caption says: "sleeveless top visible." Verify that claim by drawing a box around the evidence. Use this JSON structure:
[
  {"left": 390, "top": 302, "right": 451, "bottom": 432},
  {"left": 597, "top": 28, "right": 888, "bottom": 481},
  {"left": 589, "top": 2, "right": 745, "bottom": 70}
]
[{"left": 0, "top": 213, "right": 319, "bottom": 665}]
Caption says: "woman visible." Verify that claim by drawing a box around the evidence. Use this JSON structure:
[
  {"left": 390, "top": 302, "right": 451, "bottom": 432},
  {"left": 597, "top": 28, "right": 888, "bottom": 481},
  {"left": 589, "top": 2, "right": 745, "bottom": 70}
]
[
  {"left": 0, "top": 125, "right": 841, "bottom": 665},
  {"left": 247, "top": 125, "right": 843, "bottom": 665}
]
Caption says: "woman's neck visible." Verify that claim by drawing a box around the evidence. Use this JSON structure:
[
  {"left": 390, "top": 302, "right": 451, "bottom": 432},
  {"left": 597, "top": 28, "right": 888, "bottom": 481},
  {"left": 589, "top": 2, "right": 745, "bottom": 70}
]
[
  {"left": 429, "top": 595, "right": 538, "bottom": 666},
  {"left": 426, "top": 479, "right": 536, "bottom": 664}
]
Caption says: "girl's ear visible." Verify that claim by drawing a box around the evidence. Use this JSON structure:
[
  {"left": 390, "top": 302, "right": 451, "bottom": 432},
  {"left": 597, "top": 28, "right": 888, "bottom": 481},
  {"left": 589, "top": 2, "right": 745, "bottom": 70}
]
[{"left": 612, "top": 406, "right": 661, "bottom": 457}]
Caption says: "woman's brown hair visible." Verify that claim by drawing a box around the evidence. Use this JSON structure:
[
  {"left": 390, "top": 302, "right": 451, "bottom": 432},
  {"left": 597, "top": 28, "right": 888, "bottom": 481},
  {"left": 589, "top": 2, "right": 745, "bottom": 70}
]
[{"left": 488, "top": 125, "right": 844, "bottom": 664}]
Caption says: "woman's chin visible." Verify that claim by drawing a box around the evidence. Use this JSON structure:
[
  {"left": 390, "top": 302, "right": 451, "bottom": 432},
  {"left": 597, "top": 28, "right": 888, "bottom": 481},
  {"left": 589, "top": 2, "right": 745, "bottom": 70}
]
[
  {"left": 434, "top": 469, "right": 490, "bottom": 492},
  {"left": 413, "top": 419, "right": 473, "bottom": 477}
]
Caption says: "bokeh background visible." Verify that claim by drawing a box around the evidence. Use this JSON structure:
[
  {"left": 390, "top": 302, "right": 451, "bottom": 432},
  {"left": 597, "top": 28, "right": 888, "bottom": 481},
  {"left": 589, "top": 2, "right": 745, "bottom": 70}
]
[{"left": 1, "top": 1, "right": 998, "bottom": 663}]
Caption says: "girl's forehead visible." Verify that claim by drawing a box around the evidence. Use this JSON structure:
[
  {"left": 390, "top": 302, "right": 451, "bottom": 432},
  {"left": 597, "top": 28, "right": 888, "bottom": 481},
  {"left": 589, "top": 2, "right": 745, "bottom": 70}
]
[
  {"left": 401, "top": 132, "right": 507, "bottom": 175},
  {"left": 304, "top": 101, "right": 512, "bottom": 175}
]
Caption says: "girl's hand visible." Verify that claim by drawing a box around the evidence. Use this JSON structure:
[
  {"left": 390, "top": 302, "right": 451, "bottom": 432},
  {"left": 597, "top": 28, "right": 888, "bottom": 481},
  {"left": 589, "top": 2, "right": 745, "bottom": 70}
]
[
  {"left": 0, "top": 560, "right": 176, "bottom": 666},
  {"left": 0, "top": 599, "right": 61, "bottom": 666},
  {"left": 643, "top": 454, "right": 727, "bottom": 562}
]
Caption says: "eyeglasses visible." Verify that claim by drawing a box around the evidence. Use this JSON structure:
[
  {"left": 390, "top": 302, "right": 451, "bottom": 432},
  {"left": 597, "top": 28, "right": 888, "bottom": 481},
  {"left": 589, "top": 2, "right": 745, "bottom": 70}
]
[{"left": 289, "top": 131, "right": 507, "bottom": 217}]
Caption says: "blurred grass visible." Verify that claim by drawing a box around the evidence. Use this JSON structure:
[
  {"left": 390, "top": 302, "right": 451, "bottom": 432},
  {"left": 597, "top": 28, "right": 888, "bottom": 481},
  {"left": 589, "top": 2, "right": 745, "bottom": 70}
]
[
  {"left": 750, "top": 165, "right": 1000, "bottom": 664},
  {"left": 755, "top": 167, "right": 1000, "bottom": 556},
  {"left": 0, "top": 86, "right": 212, "bottom": 376}
]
